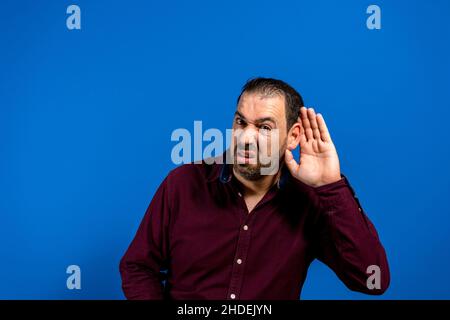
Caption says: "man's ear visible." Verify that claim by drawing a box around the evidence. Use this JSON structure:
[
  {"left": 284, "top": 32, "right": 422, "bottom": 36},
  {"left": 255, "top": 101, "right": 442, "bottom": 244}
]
[{"left": 287, "top": 123, "right": 301, "bottom": 151}]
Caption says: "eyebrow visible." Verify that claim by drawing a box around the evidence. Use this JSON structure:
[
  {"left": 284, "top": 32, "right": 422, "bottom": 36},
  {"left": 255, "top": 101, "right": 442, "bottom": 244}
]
[{"left": 234, "top": 111, "right": 277, "bottom": 125}]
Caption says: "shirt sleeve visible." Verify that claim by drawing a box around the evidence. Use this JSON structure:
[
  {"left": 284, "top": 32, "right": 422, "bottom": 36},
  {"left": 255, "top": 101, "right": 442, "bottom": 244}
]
[
  {"left": 312, "top": 174, "right": 390, "bottom": 295},
  {"left": 119, "top": 177, "right": 171, "bottom": 300}
]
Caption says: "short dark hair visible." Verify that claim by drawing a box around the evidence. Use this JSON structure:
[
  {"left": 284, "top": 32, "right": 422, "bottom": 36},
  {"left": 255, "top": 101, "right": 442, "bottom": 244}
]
[{"left": 237, "top": 77, "right": 304, "bottom": 130}]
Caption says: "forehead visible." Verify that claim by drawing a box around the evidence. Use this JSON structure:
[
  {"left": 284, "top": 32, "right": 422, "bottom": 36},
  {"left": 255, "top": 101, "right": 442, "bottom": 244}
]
[{"left": 236, "top": 92, "right": 286, "bottom": 122}]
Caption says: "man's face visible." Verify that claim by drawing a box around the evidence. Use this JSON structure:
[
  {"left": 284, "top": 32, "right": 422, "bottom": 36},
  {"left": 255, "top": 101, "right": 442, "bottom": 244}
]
[{"left": 231, "top": 92, "right": 289, "bottom": 181}]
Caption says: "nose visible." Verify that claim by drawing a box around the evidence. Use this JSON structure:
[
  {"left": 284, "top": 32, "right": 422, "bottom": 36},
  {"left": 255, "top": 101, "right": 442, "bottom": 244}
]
[{"left": 236, "top": 127, "right": 258, "bottom": 148}]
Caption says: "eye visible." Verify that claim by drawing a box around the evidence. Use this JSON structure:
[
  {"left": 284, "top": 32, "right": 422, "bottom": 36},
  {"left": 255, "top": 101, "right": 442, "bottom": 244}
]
[
  {"left": 235, "top": 118, "right": 245, "bottom": 126},
  {"left": 260, "top": 124, "right": 272, "bottom": 131}
]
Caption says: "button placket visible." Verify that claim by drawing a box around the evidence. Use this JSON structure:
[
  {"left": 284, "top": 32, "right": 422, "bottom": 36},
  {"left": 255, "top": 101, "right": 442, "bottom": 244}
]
[{"left": 226, "top": 214, "right": 253, "bottom": 300}]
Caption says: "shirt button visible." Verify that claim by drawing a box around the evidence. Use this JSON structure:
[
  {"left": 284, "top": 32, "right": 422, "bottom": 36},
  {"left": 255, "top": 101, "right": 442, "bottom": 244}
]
[
  {"left": 358, "top": 208, "right": 362, "bottom": 212},
  {"left": 236, "top": 258, "right": 242, "bottom": 264},
  {"left": 243, "top": 225, "right": 248, "bottom": 231},
  {"left": 230, "top": 294, "right": 236, "bottom": 299}
]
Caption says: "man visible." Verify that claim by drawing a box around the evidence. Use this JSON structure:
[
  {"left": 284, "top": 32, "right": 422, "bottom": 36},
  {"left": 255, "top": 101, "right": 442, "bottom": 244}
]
[{"left": 119, "top": 77, "right": 390, "bottom": 299}]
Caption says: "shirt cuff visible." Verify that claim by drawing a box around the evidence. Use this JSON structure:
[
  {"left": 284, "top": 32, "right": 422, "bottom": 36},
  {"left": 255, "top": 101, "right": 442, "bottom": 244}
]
[
  {"left": 313, "top": 173, "right": 362, "bottom": 214},
  {"left": 314, "top": 175, "right": 348, "bottom": 193}
]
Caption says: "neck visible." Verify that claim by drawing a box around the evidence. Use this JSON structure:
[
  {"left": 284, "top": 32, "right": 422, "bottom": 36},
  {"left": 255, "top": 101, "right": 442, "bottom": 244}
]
[{"left": 233, "top": 165, "right": 283, "bottom": 196}]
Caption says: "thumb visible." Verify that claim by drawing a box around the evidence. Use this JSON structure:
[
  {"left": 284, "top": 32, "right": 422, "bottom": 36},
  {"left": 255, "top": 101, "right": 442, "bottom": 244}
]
[{"left": 284, "top": 149, "right": 299, "bottom": 175}]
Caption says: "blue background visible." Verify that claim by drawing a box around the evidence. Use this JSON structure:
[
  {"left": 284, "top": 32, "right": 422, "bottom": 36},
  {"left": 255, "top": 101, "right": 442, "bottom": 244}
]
[{"left": 1, "top": 0, "right": 449, "bottom": 299}]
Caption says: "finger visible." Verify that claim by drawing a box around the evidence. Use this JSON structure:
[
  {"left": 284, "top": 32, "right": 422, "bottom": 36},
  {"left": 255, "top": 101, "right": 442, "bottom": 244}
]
[
  {"left": 300, "top": 107, "right": 313, "bottom": 141},
  {"left": 307, "top": 108, "right": 321, "bottom": 140},
  {"left": 284, "top": 149, "right": 299, "bottom": 175},
  {"left": 298, "top": 120, "right": 307, "bottom": 145},
  {"left": 316, "top": 113, "right": 331, "bottom": 142}
]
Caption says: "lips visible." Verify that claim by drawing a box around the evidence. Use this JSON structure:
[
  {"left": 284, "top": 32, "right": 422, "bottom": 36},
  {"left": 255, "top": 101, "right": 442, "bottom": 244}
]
[
  {"left": 237, "top": 150, "right": 256, "bottom": 158},
  {"left": 235, "top": 149, "right": 257, "bottom": 164}
]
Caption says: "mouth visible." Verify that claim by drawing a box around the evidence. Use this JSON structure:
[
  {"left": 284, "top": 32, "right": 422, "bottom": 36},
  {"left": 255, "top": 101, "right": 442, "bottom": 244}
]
[{"left": 236, "top": 149, "right": 257, "bottom": 164}]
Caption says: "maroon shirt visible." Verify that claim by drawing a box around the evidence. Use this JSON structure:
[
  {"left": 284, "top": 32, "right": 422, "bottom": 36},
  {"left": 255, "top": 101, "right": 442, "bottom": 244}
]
[{"left": 119, "top": 157, "right": 390, "bottom": 300}]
